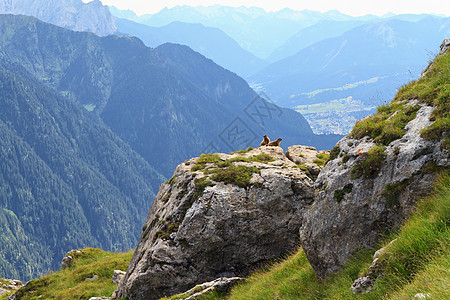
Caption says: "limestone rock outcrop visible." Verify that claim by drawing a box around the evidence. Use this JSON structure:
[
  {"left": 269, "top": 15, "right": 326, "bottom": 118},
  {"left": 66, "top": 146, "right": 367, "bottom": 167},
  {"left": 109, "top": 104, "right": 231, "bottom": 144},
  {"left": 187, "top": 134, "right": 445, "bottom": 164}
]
[
  {"left": 0, "top": 279, "right": 22, "bottom": 298},
  {"left": 0, "top": 0, "right": 116, "bottom": 36},
  {"left": 61, "top": 249, "right": 82, "bottom": 269},
  {"left": 286, "top": 145, "right": 330, "bottom": 180},
  {"left": 114, "top": 146, "right": 316, "bottom": 299},
  {"left": 350, "top": 239, "right": 397, "bottom": 293},
  {"left": 299, "top": 102, "right": 449, "bottom": 279},
  {"left": 112, "top": 270, "right": 126, "bottom": 284},
  {"left": 171, "top": 277, "right": 243, "bottom": 300}
]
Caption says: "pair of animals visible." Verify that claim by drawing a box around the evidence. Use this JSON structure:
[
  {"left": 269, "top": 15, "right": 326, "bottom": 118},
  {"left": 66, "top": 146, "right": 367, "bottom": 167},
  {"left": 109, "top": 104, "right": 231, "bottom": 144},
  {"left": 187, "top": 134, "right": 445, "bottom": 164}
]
[{"left": 259, "top": 135, "right": 282, "bottom": 147}]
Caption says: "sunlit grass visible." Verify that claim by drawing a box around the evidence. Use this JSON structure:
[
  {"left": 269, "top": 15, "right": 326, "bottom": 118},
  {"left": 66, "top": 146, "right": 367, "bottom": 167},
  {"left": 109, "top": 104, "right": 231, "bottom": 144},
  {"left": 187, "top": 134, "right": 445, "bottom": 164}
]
[{"left": 11, "top": 248, "right": 133, "bottom": 300}]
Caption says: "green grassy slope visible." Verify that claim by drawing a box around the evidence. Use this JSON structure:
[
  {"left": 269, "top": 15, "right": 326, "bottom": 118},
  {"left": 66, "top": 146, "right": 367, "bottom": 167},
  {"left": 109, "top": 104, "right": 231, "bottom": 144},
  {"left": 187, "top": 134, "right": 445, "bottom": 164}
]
[{"left": 1, "top": 248, "right": 133, "bottom": 300}]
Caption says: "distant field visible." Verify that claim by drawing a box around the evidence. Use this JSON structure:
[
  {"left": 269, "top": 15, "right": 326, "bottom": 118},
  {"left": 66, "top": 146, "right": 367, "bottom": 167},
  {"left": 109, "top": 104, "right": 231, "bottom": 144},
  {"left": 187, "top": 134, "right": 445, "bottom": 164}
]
[{"left": 295, "top": 97, "right": 376, "bottom": 134}]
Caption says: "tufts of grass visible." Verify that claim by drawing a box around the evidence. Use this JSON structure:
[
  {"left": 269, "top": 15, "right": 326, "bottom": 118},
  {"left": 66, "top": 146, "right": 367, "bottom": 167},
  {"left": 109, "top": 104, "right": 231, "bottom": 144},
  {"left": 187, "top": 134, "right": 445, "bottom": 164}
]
[
  {"left": 9, "top": 248, "right": 133, "bottom": 300},
  {"left": 193, "top": 153, "right": 274, "bottom": 172},
  {"left": 296, "top": 164, "right": 314, "bottom": 180},
  {"left": 350, "top": 102, "right": 420, "bottom": 146},
  {"left": 192, "top": 154, "right": 222, "bottom": 171},
  {"left": 382, "top": 178, "right": 412, "bottom": 208},
  {"left": 209, "top": 165, "right": 259, "bottom": 188},
  {"left": 441, "top": 137, "right": 450, "bottom": 152},
  {"left": 328, "top": 145, "right": 341, "bottom": 162},
  {"left": 165, "top": 176, "right": 177, "bottom": 186},
  {"left": 193, "top": 177, "right": 215, "bottom": 199},
  {"left": 350, "top": 145, "right": 386, "bottom": 180},
  {"left": 420, "top": 117, "right": 450, "bottom": 141},
  {"left": 154, "top": 223, "right": 180, "bottom": 242},
  {"left": 231, "top": 147, "right": 254, "bottom": 155},
  {"left": 333, "top": 183, "right": 353, "bottom": 203},
  {"left": 313, "top": 153, "right": 330, "bottom": 167},
  {"left": 225, "top": 153, "right": 275, "bottom": 165},
  {"left": 395, "top": 51, "right": 450, "bottom": 143}
]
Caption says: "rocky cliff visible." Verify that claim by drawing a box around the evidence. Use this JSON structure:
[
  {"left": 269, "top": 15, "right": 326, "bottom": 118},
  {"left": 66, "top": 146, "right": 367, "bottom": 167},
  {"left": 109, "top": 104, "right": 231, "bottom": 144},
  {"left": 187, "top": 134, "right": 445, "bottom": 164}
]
[
  {"left": 0, "top": 0, "right": 116, "bottom": 36},
  {"left": 113, "top": 146, "right": 325, "bottom": 300},
  {"left": 299, "top": 41, "right": 450, "bottom": 279}
]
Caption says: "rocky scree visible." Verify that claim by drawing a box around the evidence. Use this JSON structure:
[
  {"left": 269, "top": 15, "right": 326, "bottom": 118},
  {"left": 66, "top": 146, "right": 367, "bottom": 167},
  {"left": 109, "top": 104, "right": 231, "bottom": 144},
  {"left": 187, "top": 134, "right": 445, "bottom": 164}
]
[{"left": 114, "top": 146, "right": 322, "bottom": 300}]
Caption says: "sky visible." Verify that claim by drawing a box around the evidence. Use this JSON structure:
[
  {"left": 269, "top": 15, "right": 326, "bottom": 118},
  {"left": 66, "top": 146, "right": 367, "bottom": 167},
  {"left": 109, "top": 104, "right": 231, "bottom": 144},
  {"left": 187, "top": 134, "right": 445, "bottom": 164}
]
[{"left": 91, "top": 0, "right": 450, "bottom": 16}]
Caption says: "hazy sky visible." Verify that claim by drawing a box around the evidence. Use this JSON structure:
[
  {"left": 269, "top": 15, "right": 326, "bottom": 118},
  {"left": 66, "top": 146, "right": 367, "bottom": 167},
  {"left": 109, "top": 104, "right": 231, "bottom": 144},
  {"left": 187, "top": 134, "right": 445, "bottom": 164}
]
[{"left": 92, "top": 0, "right": 450, "bottom": 16}]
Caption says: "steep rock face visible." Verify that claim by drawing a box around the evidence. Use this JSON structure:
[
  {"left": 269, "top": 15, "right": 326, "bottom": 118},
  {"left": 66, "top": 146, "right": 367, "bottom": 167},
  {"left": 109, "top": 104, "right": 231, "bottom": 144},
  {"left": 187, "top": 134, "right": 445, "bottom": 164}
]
[
  {"left": 299, "top": 102, "right": 449, "bottom": 279},
  {"left": 114, "top": 147, "right": 317, "bottom": 300},
  {"left": 0, "top": 0, "right": 116, "bottom": 36}
]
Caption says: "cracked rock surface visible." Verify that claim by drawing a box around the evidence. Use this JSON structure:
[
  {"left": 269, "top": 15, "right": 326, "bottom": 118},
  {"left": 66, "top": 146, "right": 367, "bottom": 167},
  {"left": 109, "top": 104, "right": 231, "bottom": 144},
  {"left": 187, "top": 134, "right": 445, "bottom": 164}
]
[
  {"left": 300, "top": 102, "right": 449, "bottom": 279},
  {"left": 114, "top": 147, "right": 316, "bottom": 300}
]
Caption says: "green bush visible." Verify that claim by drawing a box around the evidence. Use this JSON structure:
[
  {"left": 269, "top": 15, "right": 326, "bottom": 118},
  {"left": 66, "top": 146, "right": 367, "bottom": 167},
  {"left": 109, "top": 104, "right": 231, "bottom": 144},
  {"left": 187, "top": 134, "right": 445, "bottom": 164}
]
[
  {"left": 350, "top": 145, "right": 386, "bottom": 180},
  {"left": 313, "top": 153, "right": 330, "bottom": 167},
  {"left": 210, "top": 165, "right": 259, "bottom": 188},
  {"left": 327, "top": 146, "right": 341, "bottom": 162},
  {"left": 382, "top": 178, "right": 411, "bottom": 208},
  {"left": 333, "top": 183, "right": 353, "bottom": 203}
]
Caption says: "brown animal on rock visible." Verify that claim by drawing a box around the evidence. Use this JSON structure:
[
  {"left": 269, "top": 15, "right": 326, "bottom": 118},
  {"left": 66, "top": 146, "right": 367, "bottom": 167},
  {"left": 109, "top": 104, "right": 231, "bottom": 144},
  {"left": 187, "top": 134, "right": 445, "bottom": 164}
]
[
  {"left": 268, "top": 138, "right": 282, "bottom": 147},
  {"left": 259, "top": 135, "right": 270, "bottom": 147}
]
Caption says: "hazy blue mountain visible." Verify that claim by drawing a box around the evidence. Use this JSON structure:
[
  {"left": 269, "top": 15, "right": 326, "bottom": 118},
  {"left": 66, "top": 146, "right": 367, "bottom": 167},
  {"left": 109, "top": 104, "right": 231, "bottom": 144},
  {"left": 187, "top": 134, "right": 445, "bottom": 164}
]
[
  {"left": 109, "top": 5, "right": 379, "bottom": 59},
  {"left": 155, "top": 43, "right": 342, "bottom": 149},
  {"left": 0, "top": 14, "right": 342, "bottom": 179},
  {"left": 250, "top": 16, "right": 450, "bottom": 134},
  {"left": 267, "top": 19, "right": 367, "bottom": 63},
  {"left": 114, "top": 17, "right": 267, "bottom": 77},
  {"left": 0, "top": 61, "right": 164, "bottom": 281},
  {"left": 0, "top": 0, "right": 116, "bottom": 36}
]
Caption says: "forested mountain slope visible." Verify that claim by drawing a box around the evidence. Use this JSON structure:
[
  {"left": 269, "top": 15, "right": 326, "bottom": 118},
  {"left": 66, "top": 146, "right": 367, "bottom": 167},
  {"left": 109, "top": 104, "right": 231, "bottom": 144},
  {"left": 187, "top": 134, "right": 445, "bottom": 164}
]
[{"left": 0, "top": 62, "right": 164, "bottom": 281}]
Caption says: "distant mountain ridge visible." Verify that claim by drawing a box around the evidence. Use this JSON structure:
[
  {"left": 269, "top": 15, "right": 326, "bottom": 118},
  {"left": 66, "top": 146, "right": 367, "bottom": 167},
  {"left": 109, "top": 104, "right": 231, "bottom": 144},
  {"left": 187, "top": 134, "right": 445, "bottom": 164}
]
[
  {"left": 253, "top": 16, "right": 450, "bottom": 102},
  {"left": 267, "top": 19, "right": 367, "bottom": 63},
  {"left": 114, "top": 17, "right": 267, "bottom": 77},
  {"left": 109, "top": 5, "right": 380, "bottom": 59},
  {"left": 250, "top": 16, "right": 450, "bottom": 134},
  {"left": 0, "top": 0, "right": 116, "bottom": 36},
  {"left": 0, "top": 14, "right": 341, "bottom": 179}
]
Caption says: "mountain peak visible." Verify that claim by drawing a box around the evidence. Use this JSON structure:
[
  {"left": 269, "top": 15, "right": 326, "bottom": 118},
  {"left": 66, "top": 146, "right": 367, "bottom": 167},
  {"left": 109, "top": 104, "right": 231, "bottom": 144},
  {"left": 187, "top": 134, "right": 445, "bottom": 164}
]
[{"left": 0, "top": 0, "right": 116, "bottom": 36}]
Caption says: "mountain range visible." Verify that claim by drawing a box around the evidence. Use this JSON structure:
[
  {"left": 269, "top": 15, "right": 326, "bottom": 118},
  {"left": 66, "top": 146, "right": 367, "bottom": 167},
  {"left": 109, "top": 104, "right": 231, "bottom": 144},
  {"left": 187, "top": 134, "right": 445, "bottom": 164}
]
[
  {"left": 110, "top": 5, "right": 450, "bottom": 134},
  {"left": 0, "top": 13, "right": 340, "bottom": 177},
  {"left": 114, "top": 17, "right": 266, "bottom": 77},
  {"left": 250, "top": 15, "right": 450, "bottom": 133},
  {"left": 0, "top": 0, "right": 115, "bottom": 36},
  {"left": 109, "top": 5, "right": 380, "bottom": 59}
]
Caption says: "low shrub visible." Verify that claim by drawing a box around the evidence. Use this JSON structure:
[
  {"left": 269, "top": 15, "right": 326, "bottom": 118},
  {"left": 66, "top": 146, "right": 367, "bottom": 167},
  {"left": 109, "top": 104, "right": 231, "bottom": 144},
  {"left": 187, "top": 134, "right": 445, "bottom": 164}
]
[{"left": 350, "top": 145, "right": 386, "bottom": 180}]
